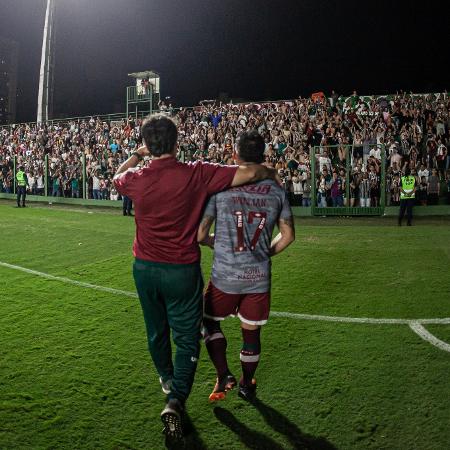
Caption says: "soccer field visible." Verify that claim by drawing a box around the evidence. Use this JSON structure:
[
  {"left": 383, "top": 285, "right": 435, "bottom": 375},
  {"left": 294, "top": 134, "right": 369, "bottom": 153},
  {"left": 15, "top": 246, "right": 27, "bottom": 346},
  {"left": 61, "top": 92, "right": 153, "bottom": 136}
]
[{"left": 1, "top": 202, "right": 449, "bottom": 450}]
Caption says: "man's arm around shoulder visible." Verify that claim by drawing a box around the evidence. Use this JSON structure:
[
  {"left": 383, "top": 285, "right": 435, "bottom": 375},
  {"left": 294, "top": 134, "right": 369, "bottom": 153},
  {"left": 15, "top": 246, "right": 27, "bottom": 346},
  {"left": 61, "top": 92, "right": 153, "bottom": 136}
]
[{"left": 231, "top": 164, "right": 279, "bottom": 188}]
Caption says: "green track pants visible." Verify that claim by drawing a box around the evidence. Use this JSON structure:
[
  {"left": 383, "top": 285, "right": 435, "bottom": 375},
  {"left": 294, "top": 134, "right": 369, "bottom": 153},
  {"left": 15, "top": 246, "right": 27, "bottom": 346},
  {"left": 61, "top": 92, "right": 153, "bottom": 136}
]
[{"left": 133, "top": 258, "right": 203, "bottom": 403}]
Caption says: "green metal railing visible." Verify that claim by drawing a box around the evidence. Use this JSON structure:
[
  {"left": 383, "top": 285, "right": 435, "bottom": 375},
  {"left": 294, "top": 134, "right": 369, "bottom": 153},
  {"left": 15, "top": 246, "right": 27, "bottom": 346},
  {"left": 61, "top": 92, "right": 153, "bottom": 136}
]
[{"left": 310, "top": 144, "right": 386, "bottom": 216}]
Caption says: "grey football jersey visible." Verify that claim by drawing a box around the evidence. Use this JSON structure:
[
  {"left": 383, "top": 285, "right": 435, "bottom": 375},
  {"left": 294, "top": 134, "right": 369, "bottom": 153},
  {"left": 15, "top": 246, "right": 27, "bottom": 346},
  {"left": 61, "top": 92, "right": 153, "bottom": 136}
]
[{"left": 204, "top": 180, "right": 292, "bottom": 294}]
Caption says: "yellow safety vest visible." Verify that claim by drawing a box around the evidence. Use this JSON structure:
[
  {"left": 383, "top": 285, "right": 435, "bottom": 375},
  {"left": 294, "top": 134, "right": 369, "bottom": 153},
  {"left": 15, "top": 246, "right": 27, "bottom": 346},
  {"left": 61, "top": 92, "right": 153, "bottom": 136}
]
[
  {"left": 16, "top": 171, "right": 26, "bottom": 187},
  {"left": 400, "top": 176, "right": 415, "bottom": 200}
]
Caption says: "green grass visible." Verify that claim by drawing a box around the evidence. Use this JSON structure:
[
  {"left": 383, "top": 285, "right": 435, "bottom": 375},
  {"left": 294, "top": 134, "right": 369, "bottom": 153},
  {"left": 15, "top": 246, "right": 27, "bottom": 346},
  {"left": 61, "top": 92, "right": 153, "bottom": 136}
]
[{"left": 0, "top": 202, "right": 449, "bottom": 450}]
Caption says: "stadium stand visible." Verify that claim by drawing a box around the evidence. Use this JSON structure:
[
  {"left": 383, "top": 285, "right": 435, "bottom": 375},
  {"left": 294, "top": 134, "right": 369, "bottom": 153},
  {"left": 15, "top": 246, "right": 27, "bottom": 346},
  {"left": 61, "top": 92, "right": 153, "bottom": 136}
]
[{"left": 1, "top": 92, "right": 449, "bottom": 206}]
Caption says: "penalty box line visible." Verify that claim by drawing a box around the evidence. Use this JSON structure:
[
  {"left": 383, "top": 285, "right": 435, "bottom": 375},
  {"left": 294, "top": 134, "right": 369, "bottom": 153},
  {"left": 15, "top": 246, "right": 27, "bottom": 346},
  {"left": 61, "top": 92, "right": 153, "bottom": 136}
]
[{"left": 1, "top": 260, "right": 450, "bottom": 353}]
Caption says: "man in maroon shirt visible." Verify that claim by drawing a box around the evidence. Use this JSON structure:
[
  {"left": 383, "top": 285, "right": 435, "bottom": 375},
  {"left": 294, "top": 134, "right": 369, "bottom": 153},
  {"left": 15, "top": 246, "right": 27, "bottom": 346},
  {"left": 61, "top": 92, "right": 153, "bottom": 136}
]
[{"left": 113, "top": 114, "right": 277, "bottom": 444}]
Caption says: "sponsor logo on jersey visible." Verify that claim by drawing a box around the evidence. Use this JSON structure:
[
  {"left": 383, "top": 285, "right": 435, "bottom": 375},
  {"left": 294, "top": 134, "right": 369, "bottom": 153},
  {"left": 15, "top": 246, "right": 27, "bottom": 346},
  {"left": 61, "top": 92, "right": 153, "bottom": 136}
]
[{"left": 229, "top": 184, "right": 272, "bottom": 195}]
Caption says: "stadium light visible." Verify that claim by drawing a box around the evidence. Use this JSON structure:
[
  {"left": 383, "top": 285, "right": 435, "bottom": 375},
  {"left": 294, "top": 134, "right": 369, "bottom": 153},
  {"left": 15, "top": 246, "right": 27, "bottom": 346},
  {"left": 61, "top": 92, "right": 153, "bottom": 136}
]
[{"left": 37, "top": 0, "right": 55, "bottom": 123}]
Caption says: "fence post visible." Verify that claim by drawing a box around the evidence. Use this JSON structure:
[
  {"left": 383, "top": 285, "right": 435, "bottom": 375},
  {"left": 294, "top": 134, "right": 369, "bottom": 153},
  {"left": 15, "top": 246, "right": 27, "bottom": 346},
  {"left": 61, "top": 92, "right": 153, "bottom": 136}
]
[
  {"left": 13, "top": 155, "right": 17, "bottom": 195},
  {"left": 345, "top": 145, "right": 351, "bottom": 207},
  {"left": 44, "top": 154, "right": 48, "bottom": 197},
  {"left": 82, "top": 153, "right": 87, "bottom": 199},
  {"left": 310, "top": 146, "right": 316, "bottom": 210},
  {"left": 380, "top": 144, "right": 386, "bottom": 211}
]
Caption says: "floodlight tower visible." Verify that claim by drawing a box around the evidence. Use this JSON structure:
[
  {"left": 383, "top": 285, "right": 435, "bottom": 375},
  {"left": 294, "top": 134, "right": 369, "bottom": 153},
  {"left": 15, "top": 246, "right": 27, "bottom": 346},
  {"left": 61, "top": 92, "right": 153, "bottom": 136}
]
[{"left": 37, "top": 0, "right": 55, "bottom": 123}]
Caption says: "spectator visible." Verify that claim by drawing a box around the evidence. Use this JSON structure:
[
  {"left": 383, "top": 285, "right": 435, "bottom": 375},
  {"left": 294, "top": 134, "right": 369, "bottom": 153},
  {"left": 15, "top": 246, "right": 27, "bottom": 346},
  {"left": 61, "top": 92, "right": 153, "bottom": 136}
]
[
  {"left": 291, "top": 175, "right": 303, "bottom": 206},
  {"left": 317, "top": 174, "right": 328, "bottom": 208},
  {"left": 390, "top": 174, "right": 401, "bottom": 206},
  {"left": 301, "top": 171, "right": 312, "bottom": 207},
  {"left": 359, "top": 172, "right": 371, "bottom": 207},
  {"left": 417, "top": 164, "right": 429, "bottom": 182},
  {"left": 71, "top": 173, "right": 80, "bottom": 198},
  {"left": 368, "top": 165, "right": 380, "bottom": 207},
  {"left": 427, "top": 169, "right": 440, "bottom": 205},
  {"left": 350, "top": 166, "right": 361, "bottom": 207},
  {"left": 92, "top": 172, "right": 101, "bottom": 200},
  {"left": 417, "top": 176, "right": 428, "bottom": 206},
  {"left": 330, "top": 172, "right": 344, "bottom": 207}
]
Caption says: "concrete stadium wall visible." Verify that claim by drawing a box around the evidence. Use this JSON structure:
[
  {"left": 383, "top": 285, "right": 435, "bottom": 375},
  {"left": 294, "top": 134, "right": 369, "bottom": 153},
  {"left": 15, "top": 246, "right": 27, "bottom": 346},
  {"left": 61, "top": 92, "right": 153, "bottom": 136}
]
[
  {"left": 383, "top": 205, "right": 450, "bottom": 216},
  {"left": 0, "top": 193, "right": 122, "bottom": 208},
  {"left": 1, "top": 194, "right": 449, "bottom": 216}
]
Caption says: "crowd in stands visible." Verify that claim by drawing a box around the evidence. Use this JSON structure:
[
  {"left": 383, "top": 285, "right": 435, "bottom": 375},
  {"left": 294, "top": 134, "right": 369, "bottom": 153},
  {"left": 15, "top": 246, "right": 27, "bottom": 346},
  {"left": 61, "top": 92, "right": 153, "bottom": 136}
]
[{"left": 1, "top": 92, "right": 449, "bottom": 207}]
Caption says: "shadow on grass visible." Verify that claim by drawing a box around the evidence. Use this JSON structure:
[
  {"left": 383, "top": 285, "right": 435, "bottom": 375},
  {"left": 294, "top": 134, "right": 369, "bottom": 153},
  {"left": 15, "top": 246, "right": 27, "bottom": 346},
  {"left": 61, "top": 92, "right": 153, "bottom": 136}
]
[
  {"left": 214, "top": 407, "right": 284, "bottom": 450},
  {"left": 214, "top": 398, "right": 337, "bottom": 450},
  {"left": 180, "top": 412, "right": 208, "bottom": 450},
  {"left": 252, "top": 397, "right": 337, "bottom": 449}
]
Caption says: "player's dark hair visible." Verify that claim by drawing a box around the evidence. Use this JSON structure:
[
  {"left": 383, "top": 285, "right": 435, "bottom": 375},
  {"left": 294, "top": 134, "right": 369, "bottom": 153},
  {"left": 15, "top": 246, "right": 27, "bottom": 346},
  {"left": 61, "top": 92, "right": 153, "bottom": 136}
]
[
  {"left": 141, "top": 114, "right": 178, "bottom": 157},
  {"left": 237, "top": 130, "right": 265, "bottom": 164}
]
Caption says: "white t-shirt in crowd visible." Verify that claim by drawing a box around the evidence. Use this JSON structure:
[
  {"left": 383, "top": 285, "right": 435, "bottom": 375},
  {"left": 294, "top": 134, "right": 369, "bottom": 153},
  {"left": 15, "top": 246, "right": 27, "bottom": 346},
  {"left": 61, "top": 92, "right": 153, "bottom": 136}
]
[
  {"left": 319, "top": 156, "right": 331, "bottom": 172},
  {"left": 418, "top": 168, "right": 429, "bottom": 181},
  {"left": 369, "top": 147, "right": 381, "bottom": 160},
  {"left": 292, "top": 180, "right": 303, "bottom": 195},
  {"left": 92, "top": 176, "right": 100, "bottom": 190}
]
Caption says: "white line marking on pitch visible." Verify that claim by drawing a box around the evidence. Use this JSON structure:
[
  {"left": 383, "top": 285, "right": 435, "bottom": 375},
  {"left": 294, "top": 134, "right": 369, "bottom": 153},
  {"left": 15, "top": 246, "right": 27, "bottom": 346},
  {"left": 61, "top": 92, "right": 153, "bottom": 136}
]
[
  {"left": 0, "top": 261, "right": 137, "bottom": 299},
  {"left": 409, "top": 322, "right": 450, "bottom": 353},
  {"left": 2, "top": 260, "right": 450, "bottom": 353},
  {"left": 270, "top": 311, "right": 450, "bottom": 325}
]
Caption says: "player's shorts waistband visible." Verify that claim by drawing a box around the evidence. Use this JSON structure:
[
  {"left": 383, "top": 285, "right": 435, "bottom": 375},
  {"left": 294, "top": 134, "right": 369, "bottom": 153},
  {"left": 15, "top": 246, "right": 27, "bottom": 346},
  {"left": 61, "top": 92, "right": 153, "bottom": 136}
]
[{"left": 134, "top": 258, "right": 200, "bottom": 269}]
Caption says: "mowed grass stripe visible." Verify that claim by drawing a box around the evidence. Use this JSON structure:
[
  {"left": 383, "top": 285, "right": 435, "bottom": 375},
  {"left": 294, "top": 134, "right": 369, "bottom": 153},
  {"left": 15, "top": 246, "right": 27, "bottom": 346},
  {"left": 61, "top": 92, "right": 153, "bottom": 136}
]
[
  {"left": 1, "top": 204, "right": 450, "bottom": 449},
  {"left": 2, "top": 260, "right": 450, "bottom": 327}
]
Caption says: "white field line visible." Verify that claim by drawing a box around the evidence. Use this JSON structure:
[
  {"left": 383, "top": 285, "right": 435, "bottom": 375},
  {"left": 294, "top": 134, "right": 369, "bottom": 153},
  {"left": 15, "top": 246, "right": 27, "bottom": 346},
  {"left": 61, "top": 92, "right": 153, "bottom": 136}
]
[
  {"left": 0, "top": 261, "right": 137, "bottom": 299},
  {"left": 409, "top": 322, "right": 450, "bottom": 353},
  {"left": 270, "top": 311, "right": 450, "bottom": 325},
  {"left": 2, "top": 259, "right": 450, "bottom": 357}
]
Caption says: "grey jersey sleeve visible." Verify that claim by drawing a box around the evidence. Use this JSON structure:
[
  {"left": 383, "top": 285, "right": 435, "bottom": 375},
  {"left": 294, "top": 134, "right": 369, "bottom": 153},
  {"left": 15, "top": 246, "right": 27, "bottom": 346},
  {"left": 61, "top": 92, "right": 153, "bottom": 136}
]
[{"left": 204, "top": 194, "right": 217, "bottom": 219}]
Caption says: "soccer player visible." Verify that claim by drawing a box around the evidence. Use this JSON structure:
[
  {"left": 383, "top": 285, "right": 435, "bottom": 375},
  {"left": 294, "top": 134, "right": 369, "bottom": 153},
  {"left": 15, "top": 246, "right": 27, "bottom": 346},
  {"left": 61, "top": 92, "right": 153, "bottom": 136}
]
[
  {"left": 197, "top": 130, "right": 295, "bottom": 402},
  {"left": 113, "top": 115, "right": 278, "bottom": 444}
]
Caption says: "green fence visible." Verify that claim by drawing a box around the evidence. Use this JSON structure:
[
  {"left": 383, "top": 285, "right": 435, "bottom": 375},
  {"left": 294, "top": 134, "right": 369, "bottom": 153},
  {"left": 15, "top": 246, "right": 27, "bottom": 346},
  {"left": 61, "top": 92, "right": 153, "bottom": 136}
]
[
  {"left": 8, "top": 153, "right": 90, "bottom": 199},
  {"left": 310, "top": 144, "right": 387, "bottom": 216}
]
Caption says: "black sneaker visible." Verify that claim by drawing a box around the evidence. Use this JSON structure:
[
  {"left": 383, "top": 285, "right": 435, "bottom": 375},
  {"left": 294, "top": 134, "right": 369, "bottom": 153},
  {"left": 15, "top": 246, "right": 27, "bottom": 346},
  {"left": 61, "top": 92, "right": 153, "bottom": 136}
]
[
  {"left": 161, "top": 398, "right": 185, "bottom": 446},
  {"left": 238, "top": 378, "right": 257, "bottom": 401},
  {"left": 208, "top": 371, "right": 237, "bottom": 402}
]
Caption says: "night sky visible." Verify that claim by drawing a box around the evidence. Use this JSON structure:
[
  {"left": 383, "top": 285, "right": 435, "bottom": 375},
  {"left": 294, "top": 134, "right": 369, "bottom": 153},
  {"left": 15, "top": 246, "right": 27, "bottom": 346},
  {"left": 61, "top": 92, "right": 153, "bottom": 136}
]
[{"left": 0, "top": 0, "right": 448, "bottom": 123}]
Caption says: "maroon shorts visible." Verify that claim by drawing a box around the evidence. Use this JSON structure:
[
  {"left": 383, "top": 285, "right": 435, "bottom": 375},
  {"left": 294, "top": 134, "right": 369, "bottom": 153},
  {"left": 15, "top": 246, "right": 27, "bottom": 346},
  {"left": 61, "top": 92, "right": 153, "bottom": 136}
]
[{"left": 204, "top": 281, "right": 270, "bottom": 326}]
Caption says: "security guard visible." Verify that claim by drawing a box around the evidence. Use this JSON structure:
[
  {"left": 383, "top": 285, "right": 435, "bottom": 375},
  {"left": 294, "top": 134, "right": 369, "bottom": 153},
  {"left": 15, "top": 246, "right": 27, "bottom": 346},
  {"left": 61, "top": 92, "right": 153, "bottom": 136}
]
[
  {"left": 398, "top": 168, "right": 416, "bottom": 226},
  {"left": 16, "top": 166, "right": 29, "bottom": 208}
]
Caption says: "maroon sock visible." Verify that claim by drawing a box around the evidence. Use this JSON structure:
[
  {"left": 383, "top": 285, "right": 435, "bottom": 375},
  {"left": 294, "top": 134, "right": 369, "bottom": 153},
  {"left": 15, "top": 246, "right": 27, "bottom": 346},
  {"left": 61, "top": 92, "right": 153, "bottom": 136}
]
[
  {"left": 203, "top": 319, "right": 229, "bottom": 379},
  {"left": 240, "top": 328, "right": 261, "bottom": 386}
]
